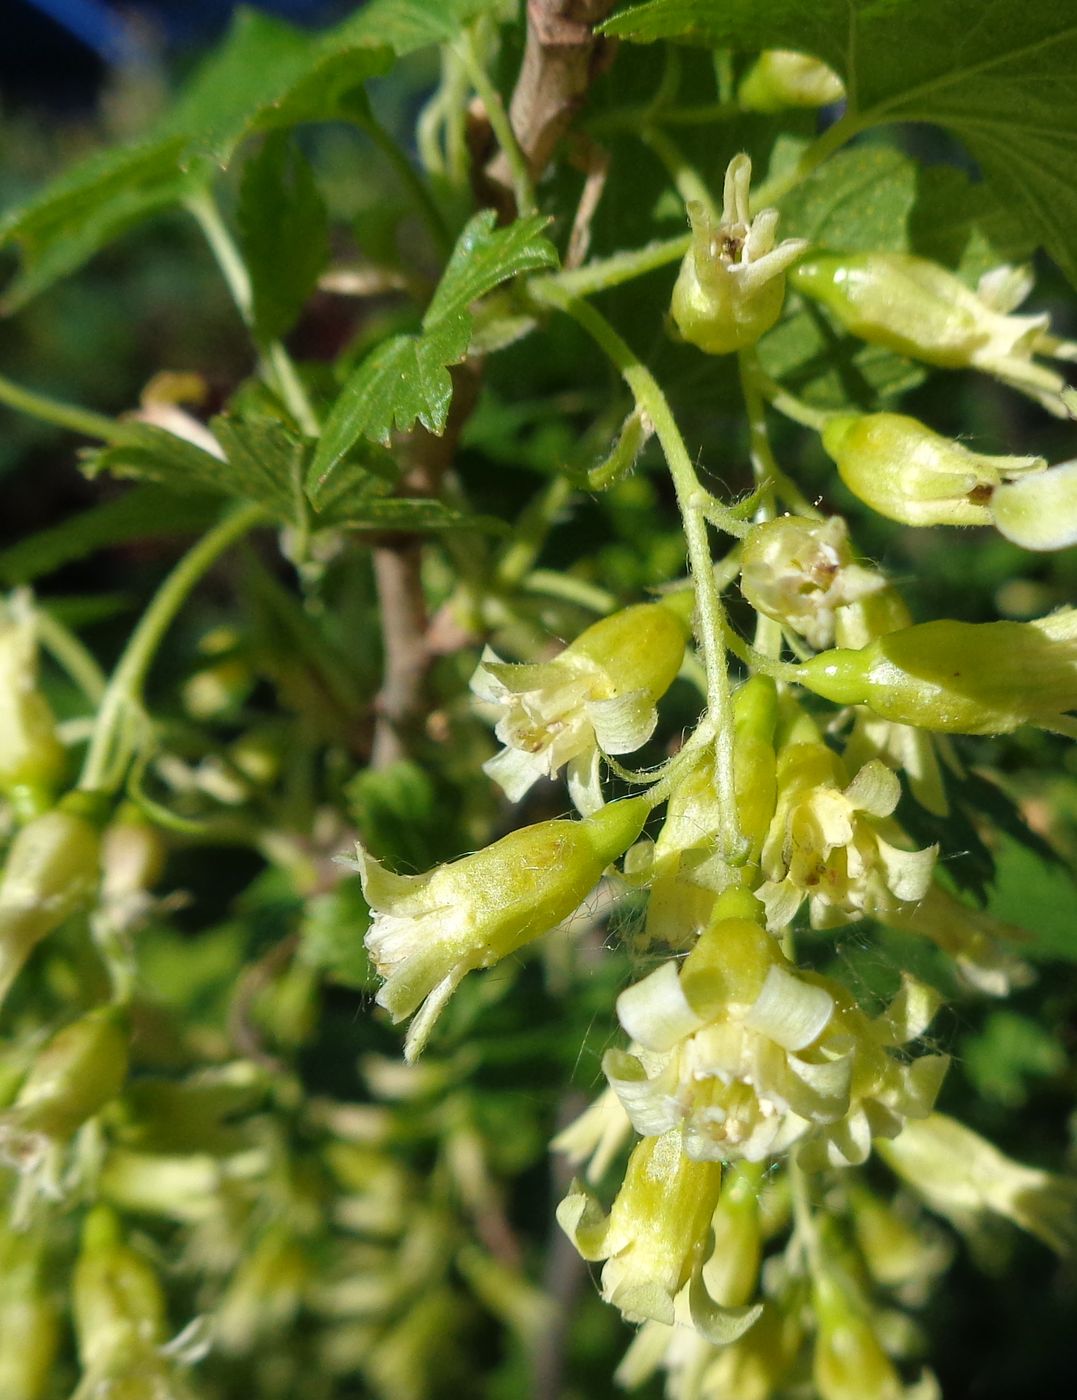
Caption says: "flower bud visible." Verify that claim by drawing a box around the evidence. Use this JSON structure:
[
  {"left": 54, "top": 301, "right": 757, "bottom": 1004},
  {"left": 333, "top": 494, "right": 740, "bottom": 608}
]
[
  {"left": 812, "top": 1274, "right": 904, "bottom": 1400},
  {"left": 990, "top": 458, "right": 1077, "bottom": 551},
  {"left": 822, "top": 412, "right": 1045, "bottom": 527},
  {"left": 471, "top": 603, "right": 687, "bottom": 814},
  {"left": 357, "top": 797, "right": 649, "bottom": 1060},
  {"left": 0, "top": 594, "right": 65, "bottom": 812},
  {"left": 739, "top": 50, "right": 844, "bottom": 111},
  {"left": 791, "top": 253, "right": 1065, "bottom": 407},
  {"left": 703, "top": 1162, "right": 763, "bottom": 1308},
  {"left": 0, "top": 1005, "right": 128, "bottom": 1167},
  {"left": 643, "top": 680, "right": 778, "bottom": 948},
  {"left": 0, "top": 1222, "right": 59, "bottom": 1400},
  {"left": 556, "top": 1129, "right": 722, "bottom": 1326},
  {"left": 741, "top": 516, "right": 885, "bottom": 648},
  {"left": 671, "top": 155, "right": 807, "bottom": 355},
  {"left": 0, "top": 803, "right": 101, "bottom": 1007},
  {"left": 798, "top": 609, "right": 1077, "bottom": 734}
]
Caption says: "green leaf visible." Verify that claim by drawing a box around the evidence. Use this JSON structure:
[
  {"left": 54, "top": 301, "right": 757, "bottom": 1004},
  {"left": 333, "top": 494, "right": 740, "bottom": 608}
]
[
  {"left": 604, "top": 0, "right": 1077, "bottom": 288},
  {"left": 0, "top": 485, "right": 223, "bottom": 586},
  {"left": 0, "top": 8, "right": 389, "bottom": 309},
  {"left": 236, "top": 134, "right": 330, "bottom": 344},
  {"left": 84, "top": 417, "right": 309, "bottom": 526},
  {"left": 308, "top": 212, "right": 558, "bottom": 495}
]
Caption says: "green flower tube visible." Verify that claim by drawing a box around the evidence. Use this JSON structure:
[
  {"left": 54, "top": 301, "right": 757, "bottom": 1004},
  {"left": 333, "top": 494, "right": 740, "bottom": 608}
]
[
  {"left": 0, "top": 1005, "right": 128, "bottom": 1164},
  {"left": 471, "top": 602, "right": 687, "bottom": 813},
  {"left": 799, "top": 610, "right": 1077, "bottom": 734},
  {"left": 0, "top": 801, "right": 102, "bottom": 1008},
  {"left": 671, "top": 155, "right": 806, "bottom": 355},
  {"left": 791, "top": 252, "right": 1064, "bottom": 406},
  {"left": 822, "top": 412, "right": 1044, "bottom": 528},
  {"left": 739, "top": 50, "right": 844, "bottom": 112},
  {"left": 357, "top": 797, "right": 650, "bottom": 1060}
]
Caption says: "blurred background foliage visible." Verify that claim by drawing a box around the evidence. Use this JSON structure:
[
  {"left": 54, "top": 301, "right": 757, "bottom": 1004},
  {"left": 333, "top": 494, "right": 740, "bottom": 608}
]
[{"left": 0, "top": 3, "right": 1075, "bottom": 1397}]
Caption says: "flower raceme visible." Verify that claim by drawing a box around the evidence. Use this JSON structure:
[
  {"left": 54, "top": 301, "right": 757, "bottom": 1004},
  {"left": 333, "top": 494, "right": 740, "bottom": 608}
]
[
  {"left": 470, "top": 603, "right": 687, "bottom": 814},
  {"left": 671, "top": 154, "right": 807, "bottom": 355},
  {"left": 798, "top": 610, "right": 1077, "bottom": 736},
  {"left": 354, "top": 797, "right": 649, "bottom": 1061}
]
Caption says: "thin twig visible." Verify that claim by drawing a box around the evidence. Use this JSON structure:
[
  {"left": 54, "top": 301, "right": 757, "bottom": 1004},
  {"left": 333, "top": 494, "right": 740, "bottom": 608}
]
[{"left": 486, "top": 0, "right": 619, "bottom": 215}]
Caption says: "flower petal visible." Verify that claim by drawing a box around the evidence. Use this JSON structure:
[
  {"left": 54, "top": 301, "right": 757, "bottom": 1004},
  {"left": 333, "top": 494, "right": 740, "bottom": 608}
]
[
  {"left": 617, "top": 962, "right": 706, "bottom": 1052},
  {"left": 742, "top": 965, "right": 834, "bottom": 1051},
  {"left": 586, "top": 689, "right": 658, "bottom": 755}
]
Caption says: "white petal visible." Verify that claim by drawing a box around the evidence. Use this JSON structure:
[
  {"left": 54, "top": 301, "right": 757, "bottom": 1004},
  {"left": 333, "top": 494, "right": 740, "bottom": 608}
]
[
  {"left": 482, "top": 744, "right": 549, "bottom": 802},
  {"left": 586, "top": 690, "right": 657, "bottom": 755},
  {"left": 876, "top": 835, "right": 937, "bottom": 902},
  {"left": 991, "top": 460, "right": 1077, "bottom": 551},
  {"left": 567, "top": 748, "right": 605, "bottom": 816},
  {"left": 617, "top": 962, "right": 706, "bottom": 1052},
  {"left": 354, "top": 844, "right": 431, "bottom": 914},
  {"left": 873, "top": 975, "right": 942, "bottom": 1046},
  {"left": 742, "top": 965, "right": 834, "bottom": 1051},
  {"left": 844, "top": 759, "right": 901, "bottom": 817},
  {"left": 603, "top": 1049, "right": 682, "bottom": 1136}
]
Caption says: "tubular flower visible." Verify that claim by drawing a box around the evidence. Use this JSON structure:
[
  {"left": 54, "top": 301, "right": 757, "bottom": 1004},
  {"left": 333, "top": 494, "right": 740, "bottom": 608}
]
[
  {"left": 0, "top": 801, "right": 101, "bottom": 1010},
  {"left": 0, "top": 591, "right": 65, "bottom": 813},
  {"left": 72, "top": 1209, "right": 202, "bottom": 1400},
  {"left": 885, "top": 884, "right": 1033, "bottom": 996},
  {"left": 671, "top": 154, "right": 807, "bottom": 355},
  {"left": 355, "top": 797, "right": 648, "bottom": 1060},
  {"left": 799, "top": 609, "right": 1077, "bottom": 735},
  {"left": 740, "top": 516, "right": 886, "bottom": 650},
  {"left": 739, "top": 50, "right": 844, "bottom": 111},
  {"left": 757, "top": 745, "right": 937, "bottom": 932},
  {"left": 812, "top": 1273, "right": 922, "bottom": 1400},
  {"left": 556, "top": 1129, "right": 762, "bottom": 1342},
  {"left": 0, "top": 1005, "right": 129, "bottom": 1178},
  {"left": 603, "top": 903, "right": 948, "bottom": 1168},
  {"left": 790, "top": 252, "right": 1067, "bottom": 412},
  {"left": 643, "top": 678, "right": 778, "bottom": 949},
  {"left": 470, "top": 603, "right": 686, "bottom": 814},
  {"left": 821, "top": 412, "right": 1045, "bottom": 529},
  {"left": 878, "top": 1113, "right": 1077, "bottom": 1255}
]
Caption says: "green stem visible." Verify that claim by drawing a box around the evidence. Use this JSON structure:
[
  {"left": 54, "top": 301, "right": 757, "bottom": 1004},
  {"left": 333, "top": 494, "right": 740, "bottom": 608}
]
[
  {"left": 79, "top": 503, "right": 267, "bottom": 794},
  {"left": 0, "top": 370, "right": 120, "bottom": 442},
  {"left": 756, "top": 371, "right": 832, "bottom": 432},
  {"left": 495, "top": 476, "right": 575, "bottom": 589},
  {"left": 753, "top": 111, "right": 862, "bottom": 209},
  {"left": 520, "top": 570, "right": 616, "bottom": 614},
  {"left": 738, "top": 349, "right": 821, "bottom": 518},
  {"left": 457, "top": 35, "right": 536, "bottom": 216},
  {"left": 362, "top": 107, "right": 452, "bottom": 254},
  {"left": 532, "top": 234, "right": 691, "bottom": 302},
  {"left": 36, "top": 608, "right": 107, "bottom": 704},
  {"left": 186, "top": 192, "right": 320, "bottom": 438},
  {"left": 530, "top": 283, "right": 745, "bottom": 856},
  {"left": 640, "top": 126, "right": 719, "bottom": 219}
]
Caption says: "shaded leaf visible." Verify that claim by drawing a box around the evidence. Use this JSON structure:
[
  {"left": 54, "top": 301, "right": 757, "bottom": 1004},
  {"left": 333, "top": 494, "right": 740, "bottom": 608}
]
[
  {"left": 308, "top": 211, "right": 558, "bottom": 495},
  {"left": 604, "top": 0, "right": 1077, "bottom": 287},
  {"left": 237, "top": 133, "right": 330, "bottom": 343}
]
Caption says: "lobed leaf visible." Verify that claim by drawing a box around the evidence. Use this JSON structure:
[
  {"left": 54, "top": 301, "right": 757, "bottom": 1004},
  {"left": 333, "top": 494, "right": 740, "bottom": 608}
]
[
  {"left": 604, "top": 0, "right": 1077, "bottom": 288},
  {"left": 308, "top": 211, "right": 558, "bottom": 498}
]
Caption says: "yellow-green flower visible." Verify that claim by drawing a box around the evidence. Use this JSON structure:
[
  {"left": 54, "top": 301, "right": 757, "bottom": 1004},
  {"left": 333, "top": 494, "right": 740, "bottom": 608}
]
[
  {"left": 356, "top": 798, "right": 648, "bottom": 1060},
  {"left": 740, "top": 516, "right": 885, "bottom": 650},
  {"left": 604, "top": 905, "right": 947, "bottom": 1167},
  {"left": 671, "top": 155, "right": 807, "bottom": 355},
  {"left": 471, "top": 604, "right": 686, "bottom": 813},
  {"left": 758, "top": 745, "right": 936, "bottom": 931}
]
